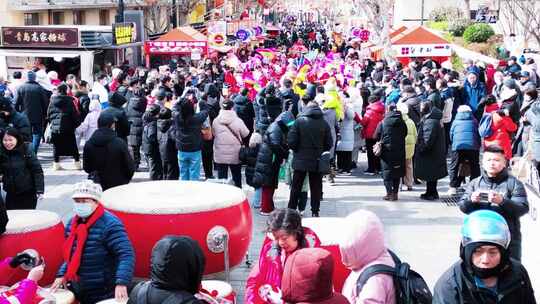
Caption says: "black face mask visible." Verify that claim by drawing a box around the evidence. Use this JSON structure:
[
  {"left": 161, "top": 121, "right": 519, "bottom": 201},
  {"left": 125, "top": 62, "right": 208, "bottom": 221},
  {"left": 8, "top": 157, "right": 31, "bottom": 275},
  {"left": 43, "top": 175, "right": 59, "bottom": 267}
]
[{"left": 463, "top": 243, "right": 509, "bottom": 279}]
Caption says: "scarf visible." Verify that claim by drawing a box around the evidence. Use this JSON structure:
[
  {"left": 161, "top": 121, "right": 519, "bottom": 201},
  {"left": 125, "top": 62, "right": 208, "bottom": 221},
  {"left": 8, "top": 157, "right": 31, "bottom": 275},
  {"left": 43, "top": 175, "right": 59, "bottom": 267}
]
[{"left": 63, "top": 204, "right": 105, "bottom": 282}]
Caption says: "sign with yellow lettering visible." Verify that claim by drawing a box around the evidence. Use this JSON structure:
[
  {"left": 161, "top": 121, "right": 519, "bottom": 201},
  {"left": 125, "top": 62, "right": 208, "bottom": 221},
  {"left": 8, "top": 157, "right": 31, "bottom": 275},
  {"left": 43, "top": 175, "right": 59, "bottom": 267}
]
[{"left": 113, "top": 22, "right": 137, "bottom": 46}]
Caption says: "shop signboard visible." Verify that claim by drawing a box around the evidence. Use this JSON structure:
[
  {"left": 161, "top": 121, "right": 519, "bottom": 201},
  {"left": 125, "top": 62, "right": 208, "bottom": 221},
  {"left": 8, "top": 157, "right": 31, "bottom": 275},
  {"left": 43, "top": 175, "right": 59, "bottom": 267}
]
[
  {"left": 1, "top": 27, "right": 78, "bottom": 48},
  {"left": 145, "top": 41, "right": 207, "bottom": 55},
  {"left": 393, "top": 44, "right": 451, "bottom": 58},
  {"left": 113, "top": 22, "right": 137, "bottom": 46}
]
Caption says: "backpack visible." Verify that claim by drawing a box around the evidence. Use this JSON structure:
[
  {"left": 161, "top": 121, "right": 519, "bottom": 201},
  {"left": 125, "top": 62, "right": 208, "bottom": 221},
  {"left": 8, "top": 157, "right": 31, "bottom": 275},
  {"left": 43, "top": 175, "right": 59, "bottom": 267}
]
[
  {"left": 478, "top": 113, "right": 493, "bottom": 138},
  {"left": 356, "top": 250, "right": 432, "bottom": 304}
]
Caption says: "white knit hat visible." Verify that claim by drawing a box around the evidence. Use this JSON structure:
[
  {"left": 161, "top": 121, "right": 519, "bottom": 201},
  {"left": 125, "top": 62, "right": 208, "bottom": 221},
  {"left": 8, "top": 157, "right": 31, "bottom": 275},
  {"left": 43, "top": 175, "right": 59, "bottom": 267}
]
[{"left": 72, "top": 180, "right": 103, "bottom": 202}]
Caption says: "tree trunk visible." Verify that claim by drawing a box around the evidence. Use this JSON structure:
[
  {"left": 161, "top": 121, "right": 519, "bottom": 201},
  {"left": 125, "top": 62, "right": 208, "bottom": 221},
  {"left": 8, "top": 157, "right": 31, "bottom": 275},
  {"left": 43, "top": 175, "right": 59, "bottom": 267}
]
[{"left": 464, "top": 0, "right": 471, "bottom": 19}]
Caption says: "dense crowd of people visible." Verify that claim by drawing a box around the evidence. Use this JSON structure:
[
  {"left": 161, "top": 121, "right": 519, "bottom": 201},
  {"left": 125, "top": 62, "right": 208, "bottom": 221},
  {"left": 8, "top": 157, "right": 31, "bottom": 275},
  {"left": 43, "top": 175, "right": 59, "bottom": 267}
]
[{"left": 0, "top": 20, "right": 538, "bottom": 303}]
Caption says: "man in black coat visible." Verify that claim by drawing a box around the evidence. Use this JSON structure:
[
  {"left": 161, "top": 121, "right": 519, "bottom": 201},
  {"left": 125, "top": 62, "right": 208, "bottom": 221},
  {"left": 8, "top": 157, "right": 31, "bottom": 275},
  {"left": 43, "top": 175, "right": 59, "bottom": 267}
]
[
  {"left": 15, "top": 71, "right": 49, "bottom": 154},
  {"left": 233, "top": 88, "right": 255, "bottom": 143},
  {"left": 459, "top": 145, "right": 529, "bottom": 261},
  {"left": 279, "top": 79, "right": 300, "bottom": 117},
  {"left": 83, "top": 112, "right": 135, "bottom": 191},
  {"left": 127, "top": 236, "right": 207, "bottom": 304},
  {"left": 142, "top": 104, "right": 163, "bottom": 180},
  {"left": 0, "top": 96, "right": 31, "bottom": 142},
  {"left": 376, "top": 105, "right": 407, "bottom": 201},
  {"left": 414, "top": 101, "right": 448, "bottom": 200},
  {"left": 287, "top": 98, "right": 332, "bottom": 217},
  {"left": 255, "top": 83, "right": 283, "bottom": 135},
  {"left": 103, "top": 89, "right": 130, "bottom": 143},
  {"left": 126, "top": 89, "right": 147, "bottom": 170},
  {"left": 433, "top": 210, "right": 535, "bottom": 304}
]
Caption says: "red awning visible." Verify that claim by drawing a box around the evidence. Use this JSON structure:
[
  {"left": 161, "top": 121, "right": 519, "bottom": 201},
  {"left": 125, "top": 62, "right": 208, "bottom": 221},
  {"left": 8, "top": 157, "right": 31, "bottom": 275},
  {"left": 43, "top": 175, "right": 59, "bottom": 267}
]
[{"left": 145, "top": 27, "right": 208, "bottom": 55}]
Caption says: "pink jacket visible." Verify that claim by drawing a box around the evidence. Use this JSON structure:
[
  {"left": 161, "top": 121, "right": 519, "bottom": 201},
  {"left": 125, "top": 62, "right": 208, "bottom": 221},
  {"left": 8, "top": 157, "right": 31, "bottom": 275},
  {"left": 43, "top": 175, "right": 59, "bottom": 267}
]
[
  {"left": 0, "top": 258, "right": 38, "bottom": 304},
  {"left": 245, "top": 228, "right": 321, "bottom": 304},
  {"left": 339, "top": 210, "right": 396, "bottom": 304},
  {"left": 212, "top": 110, "right": 249, "bottom": 165}
]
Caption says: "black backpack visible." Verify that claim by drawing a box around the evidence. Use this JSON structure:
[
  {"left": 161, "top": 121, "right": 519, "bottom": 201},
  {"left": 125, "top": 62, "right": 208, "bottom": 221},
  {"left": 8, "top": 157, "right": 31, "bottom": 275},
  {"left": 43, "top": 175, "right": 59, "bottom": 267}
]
[{"left": 356, "top": 250, "right": 432, "bottom": 304}]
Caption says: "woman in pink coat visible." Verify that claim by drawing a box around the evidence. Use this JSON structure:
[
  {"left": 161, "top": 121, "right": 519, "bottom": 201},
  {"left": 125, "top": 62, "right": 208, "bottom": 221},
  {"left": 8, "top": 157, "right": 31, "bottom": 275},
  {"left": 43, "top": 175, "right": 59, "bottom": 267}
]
[
  {"left": 212, "top": 99, "right": 249, "bottom": 187},
  {"left": 0, "top": 255, "right": 44, "bottom": 304},
  {"left": 339, "top": 210, "right": 396, "bottom": 304}
]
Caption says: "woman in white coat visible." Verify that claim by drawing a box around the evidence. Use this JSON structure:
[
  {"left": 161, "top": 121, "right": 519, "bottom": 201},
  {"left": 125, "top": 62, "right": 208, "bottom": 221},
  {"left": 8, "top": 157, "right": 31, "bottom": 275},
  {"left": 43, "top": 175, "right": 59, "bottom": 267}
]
[
  {"left": 76, "top": 97, "right": 101, "bottom": 146},
  {"left": 336, "top": 97, "right": 355, "bottom": 174},
  {"left": 212, "top": 99, "right": 249, "bottom": 188}
]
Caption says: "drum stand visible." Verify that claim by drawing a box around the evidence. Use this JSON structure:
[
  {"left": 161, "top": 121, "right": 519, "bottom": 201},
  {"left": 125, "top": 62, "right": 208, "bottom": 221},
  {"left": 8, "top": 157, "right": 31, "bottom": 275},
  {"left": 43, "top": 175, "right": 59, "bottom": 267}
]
[{"left": 207, "top": 226, "right": 231, "bottom": 282}]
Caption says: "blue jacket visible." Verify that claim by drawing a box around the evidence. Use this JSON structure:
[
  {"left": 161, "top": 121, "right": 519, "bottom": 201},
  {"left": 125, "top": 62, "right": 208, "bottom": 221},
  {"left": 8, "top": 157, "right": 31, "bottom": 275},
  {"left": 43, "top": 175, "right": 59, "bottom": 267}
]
[
  {"left": 462, "top": 80, "right": 486, "bottom": 112},
  {"left": 386, "top": 88, "right": 400, "bottom": 105},
  {"left": 450, "top": 111, "right": 480, "bottom": 151},
  {"left": 58, "top": 211, "right": 135, "bottom": 302}
]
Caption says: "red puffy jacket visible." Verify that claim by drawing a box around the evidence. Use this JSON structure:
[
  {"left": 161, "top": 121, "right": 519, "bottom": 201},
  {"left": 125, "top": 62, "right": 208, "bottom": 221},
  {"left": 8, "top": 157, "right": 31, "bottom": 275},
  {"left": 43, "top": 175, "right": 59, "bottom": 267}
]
[
  {"left": 360, "top": 101, "right": 385, "bottom": 139},
  {"left": 484, "top": 112, "right": 517, "bottom": 159}
]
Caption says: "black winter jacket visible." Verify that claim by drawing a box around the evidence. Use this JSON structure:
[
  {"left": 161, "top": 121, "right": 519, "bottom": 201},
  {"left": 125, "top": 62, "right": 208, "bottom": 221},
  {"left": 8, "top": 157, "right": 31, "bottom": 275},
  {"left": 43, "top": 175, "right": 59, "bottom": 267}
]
[
  {"left": 47, "top": 94, "right": 81, "bottom": 134},
  {"left": 173, "top": 104, "right": 208, "bottom": 152},
  {"left": 256, "top": 94, "right": 283, "bottom": 135},
  {"left": 279, "top": 88, "right": 300, "bottom": 117},
  {"left": 402, "top": 95, "right": 422, "bottom": 125},
  {"left": 414, "top": 108, "right": 448, "bottom": 181},
  {"left": 0, "top": 109, "right": 32, "bottom": 142},
  {"left": 83, "top": 127, "right": 135, "bottom": 190},
  {"left": 239, "top": 145, "right": 260, "bottom": 188},
  {"left": 253, "top": 112, "right": 295, "bottom": 188},
  {"left": 376, "top": 111, "right": 407, "bottom": 180},
  {"left": 128, "top": 236, "right": 206, "bottom": 304},
  {"left": 142, "top": 112, "right": 159, "bottom": 155},
  {"left": 75, "top": 91, "right": 91, "bottom": 122},
  {"left": 15, "top": 81, "right": 49, "bottom": 125},
  {"left": 233, "top": 94, "right": 255, "bottom": 135},
  {"left": 126, "top": 95, "right": 147, "bottom": 146},
  {"left": 157, "top": 119, "right": 177, "bottom": 163},
  {"left": 102, "top": 92, "right": 130, "bottom": 142},
  {"left": 433, "top": 260, "right": 536, "bottom": 304},
  {"left": 287, "top": 105, "right": 332, "bottom": 172},
  {"left": 0, "top": 144, "right": 44, "bottom": 195},
  {"left": 459, "top": 170, "right": 529, "bottom": 252}
]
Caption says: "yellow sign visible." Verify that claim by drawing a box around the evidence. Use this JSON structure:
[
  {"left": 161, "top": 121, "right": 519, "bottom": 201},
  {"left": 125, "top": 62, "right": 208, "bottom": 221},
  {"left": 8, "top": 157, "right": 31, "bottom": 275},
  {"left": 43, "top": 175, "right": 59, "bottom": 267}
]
[
  {"left": 113, "top": 22, "right": 136, "bottom": 45},
  {"left": 189, "top": 3, "right": 206, "bottom": 24},
  {"left": 209, "top": 33, "right": 226, "bottom": 47}
]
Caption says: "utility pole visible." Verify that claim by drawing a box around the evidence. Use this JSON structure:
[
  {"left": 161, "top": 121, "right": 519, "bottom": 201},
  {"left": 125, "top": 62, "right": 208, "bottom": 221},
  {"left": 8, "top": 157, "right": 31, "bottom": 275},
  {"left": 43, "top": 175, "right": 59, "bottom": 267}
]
[
  {"left": 115, "top": 0, "right": 125, "bottom": 22},
  {"left": 420, "top": 0, "right": 425, "bottom": 25}
]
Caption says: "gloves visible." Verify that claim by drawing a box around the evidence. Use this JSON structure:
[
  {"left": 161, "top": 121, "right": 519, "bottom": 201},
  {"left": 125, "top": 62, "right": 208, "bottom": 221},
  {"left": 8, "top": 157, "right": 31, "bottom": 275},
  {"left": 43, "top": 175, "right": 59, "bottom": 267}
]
[{"left": 9, "top": 252, "right": 33, "bottom": 268}]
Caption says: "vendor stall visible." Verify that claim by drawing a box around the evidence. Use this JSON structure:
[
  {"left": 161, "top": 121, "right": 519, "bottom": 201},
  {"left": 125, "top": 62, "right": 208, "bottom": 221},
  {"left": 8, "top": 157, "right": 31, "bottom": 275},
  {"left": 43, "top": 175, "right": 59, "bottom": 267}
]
[
  {"left": 390, "top": 26, "right": 451, "bottom": 65},
  {"left": 144, "top": 26, "right": 208, "bottom": 68},
  {"left": 0, "top": 25, "right": 142, "bottom": 85}
]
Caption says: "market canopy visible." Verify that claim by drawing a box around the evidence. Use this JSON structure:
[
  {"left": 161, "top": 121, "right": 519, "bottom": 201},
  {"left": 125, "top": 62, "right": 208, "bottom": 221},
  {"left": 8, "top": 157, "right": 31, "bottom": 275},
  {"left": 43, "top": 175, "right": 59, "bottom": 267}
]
[
  {"left": 391, "top": 26, "right": 451, "bottom": 58},
  {"left": 145, "top": 26, "right": 208, "bottom": 55}
]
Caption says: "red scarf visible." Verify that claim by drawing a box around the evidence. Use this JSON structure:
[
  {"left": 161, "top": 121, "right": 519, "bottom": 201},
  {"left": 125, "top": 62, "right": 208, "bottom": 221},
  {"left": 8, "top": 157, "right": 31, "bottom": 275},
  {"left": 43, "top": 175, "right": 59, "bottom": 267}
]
[{"left": 63, "top": 204, "right": 105, "bottom": 282}]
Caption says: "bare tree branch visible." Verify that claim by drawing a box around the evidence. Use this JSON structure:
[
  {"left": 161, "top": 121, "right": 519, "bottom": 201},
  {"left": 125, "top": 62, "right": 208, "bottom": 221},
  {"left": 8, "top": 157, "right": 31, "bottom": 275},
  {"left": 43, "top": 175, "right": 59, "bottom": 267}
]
[
  {"left": 498, "top": 0, "right": 540, "bottom": 48},
  {"left": 352, "top": 0, "right": 395, "bottom": 59}
]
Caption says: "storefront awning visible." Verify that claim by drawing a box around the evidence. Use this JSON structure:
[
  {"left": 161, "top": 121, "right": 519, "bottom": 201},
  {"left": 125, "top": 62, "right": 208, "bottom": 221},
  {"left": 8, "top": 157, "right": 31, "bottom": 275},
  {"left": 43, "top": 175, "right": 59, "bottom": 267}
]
[{"left": 0, "top": 49, "right": 83, "bottom": 58}]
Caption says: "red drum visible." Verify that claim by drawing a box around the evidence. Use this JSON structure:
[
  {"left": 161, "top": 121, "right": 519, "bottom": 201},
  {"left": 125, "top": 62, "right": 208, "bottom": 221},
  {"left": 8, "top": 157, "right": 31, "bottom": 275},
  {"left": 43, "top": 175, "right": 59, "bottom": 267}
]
[
  {"left": 200, "top": 280, "right": 236, "bottom": 304},
  {"left": 102, "top": 181, "right": 253, "bottom": 277},
  {"left": 302, "top": 217, "right": 351, "bottom": 292},
  {"left": 0, "top": 210, "right": 64, "bottom": 286}
]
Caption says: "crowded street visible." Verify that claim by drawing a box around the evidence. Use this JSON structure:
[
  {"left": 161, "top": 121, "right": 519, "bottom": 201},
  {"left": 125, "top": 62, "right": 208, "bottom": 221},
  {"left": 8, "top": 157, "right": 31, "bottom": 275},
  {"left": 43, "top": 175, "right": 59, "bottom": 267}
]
[{"left": 1, "top": 0, "right": 540, "bottom": 303}]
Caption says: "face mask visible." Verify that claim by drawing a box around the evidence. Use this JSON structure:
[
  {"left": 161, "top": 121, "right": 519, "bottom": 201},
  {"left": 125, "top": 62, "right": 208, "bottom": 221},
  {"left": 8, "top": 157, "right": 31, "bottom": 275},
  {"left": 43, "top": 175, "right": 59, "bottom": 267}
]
[{"left": 74, "top": 202, "right": 96, "bottom": 218}]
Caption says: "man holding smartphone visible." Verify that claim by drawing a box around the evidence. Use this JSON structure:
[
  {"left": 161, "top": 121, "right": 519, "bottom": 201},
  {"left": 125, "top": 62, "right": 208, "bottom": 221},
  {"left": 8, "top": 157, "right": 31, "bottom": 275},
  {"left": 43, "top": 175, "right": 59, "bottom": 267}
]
[{"left": 459, "top": 144, "right": 529, "bottom": 261}]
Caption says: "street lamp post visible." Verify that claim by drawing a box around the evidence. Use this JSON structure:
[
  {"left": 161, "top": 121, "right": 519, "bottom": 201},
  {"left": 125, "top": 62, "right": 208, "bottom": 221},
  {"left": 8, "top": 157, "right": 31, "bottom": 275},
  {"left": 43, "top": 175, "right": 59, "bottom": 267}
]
[{"left": 115, "top": 0, "right": 125, "bottom": 22}]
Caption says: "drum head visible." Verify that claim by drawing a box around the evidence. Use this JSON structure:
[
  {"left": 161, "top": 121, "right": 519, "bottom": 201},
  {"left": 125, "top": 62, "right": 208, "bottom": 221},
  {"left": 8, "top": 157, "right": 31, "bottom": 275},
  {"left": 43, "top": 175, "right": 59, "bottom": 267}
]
[
  {"left": 5, "top": 210, "right": 61, "bottom": 234},
  {"left": 302, "top": 217, "right": 345, "bottom": 245},
  {"left": 96, "top": 299, "right": 125, "bottom": 304},
  {"left": 102, "top": 181, "right": 246, "bottom": 215}
]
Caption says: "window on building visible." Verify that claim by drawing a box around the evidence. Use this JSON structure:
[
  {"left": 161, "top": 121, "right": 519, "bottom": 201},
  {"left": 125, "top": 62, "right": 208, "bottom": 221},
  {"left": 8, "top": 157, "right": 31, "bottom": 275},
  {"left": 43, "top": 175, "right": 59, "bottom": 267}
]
[
  {"left": 24, "top": 13, "right": 40, "bottom": 26},
  {"left": 99, "top": 10, "right": 110, "bottom": 25},
  {"left": 73, "top": 10, "right": 85, "bottom": 25},
  {"left": 50, "top": 11, "right": 64, "bottom": 25}
]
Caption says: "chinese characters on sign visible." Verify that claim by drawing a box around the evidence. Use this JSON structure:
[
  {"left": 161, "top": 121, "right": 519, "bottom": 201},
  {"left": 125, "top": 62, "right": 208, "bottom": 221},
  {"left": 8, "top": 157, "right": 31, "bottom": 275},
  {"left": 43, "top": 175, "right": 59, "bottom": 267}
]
[
  {"left": 113, "top": 23, "right": 137, "bottom": 46},
  {"left": 1, "top": 27, "right": 78, "bottom": 48},
  {"left": 394, "top": 44, "right": 451, "bottom": 58},
  {"left": 144, "top": 41, "right": 208, "bottom": 55}
]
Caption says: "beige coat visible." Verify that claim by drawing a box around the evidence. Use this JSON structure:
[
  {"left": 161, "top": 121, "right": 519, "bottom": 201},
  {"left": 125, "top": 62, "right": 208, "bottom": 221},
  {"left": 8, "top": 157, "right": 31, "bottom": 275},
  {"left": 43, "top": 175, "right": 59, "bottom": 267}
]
[{"left": 212, "top": 110, "right": 249, "bottom": 165}]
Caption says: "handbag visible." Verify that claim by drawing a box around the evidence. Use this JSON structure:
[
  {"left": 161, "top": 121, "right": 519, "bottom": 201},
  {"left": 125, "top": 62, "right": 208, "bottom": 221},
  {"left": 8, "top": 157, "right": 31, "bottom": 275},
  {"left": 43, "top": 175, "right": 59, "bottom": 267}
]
[
  {"left": 201, "top": 127, "right": 213, "bottom": 141},
  {"left": 318, "top": 151, "right": 331, "bottom": 174},
  {"left": 373, "top": 141, "right": 382, "bottom": 157}
]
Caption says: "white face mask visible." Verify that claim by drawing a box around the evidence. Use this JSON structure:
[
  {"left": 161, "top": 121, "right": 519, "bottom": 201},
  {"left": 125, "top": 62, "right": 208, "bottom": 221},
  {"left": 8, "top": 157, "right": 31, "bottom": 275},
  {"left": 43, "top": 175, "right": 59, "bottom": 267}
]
[{"left": 73, "top": 202, "right": 96, "bottom": 218}]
